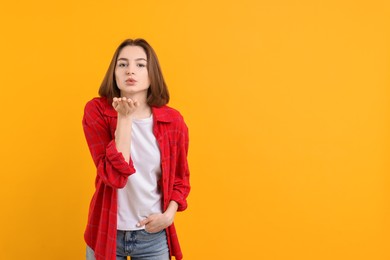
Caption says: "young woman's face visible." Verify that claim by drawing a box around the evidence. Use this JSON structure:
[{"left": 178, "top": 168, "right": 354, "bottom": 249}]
[{"left": 115, "top": 45, "right": 150, "bottom": 98}]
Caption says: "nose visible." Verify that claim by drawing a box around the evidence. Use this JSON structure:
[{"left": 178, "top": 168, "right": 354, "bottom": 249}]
[{"left": 126, "top": 65, "right": 135, "bottom": 75}]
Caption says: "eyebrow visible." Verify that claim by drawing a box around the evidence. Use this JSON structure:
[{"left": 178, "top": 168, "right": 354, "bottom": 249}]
[{"left": 117, "top": 58, "right": 147, "bottom": 62}]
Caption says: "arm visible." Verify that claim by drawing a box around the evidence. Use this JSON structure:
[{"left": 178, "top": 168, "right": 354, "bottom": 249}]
[
  {"left": 115, "top": 115, "right": 132, "bottom": 163},
  {"left": 112, "top": 97, "right": 140, "bottom": 163},
  {"left": 82, "top": 98, "right": 136, "bottom": 189},
  {"left": 170, "top": 120, "right": 191, "bottom": 211}
]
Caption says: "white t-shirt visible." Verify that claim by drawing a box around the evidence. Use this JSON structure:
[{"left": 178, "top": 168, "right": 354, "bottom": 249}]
[{"left": 117, "top": 115, "right": 162, "bottom": 230}]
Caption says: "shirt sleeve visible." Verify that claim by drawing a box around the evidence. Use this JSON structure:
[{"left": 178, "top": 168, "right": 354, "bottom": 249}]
[
  {"left": 82, "top": 99, "right": 135, "bottom": 189},
  {"left": 170, "top": 120, "right": 191, "bottom": 211}
]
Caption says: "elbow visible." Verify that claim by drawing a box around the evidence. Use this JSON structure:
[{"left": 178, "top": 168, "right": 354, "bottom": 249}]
[
  {"left": 97, "top": 162, "right": 135, "bottom": 189},
  {"left": 171, "top": 189, "right": 190, "bottom": 212}
]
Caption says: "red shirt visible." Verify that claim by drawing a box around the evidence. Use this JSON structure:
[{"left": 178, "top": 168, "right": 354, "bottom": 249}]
[{"left": 82, "top": 97, "right": 190, "bottom": 260}]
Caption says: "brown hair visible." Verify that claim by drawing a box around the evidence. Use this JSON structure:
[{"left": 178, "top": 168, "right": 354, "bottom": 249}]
[{"left": 99, "top": 38, "right": 169, "bottom": 107}]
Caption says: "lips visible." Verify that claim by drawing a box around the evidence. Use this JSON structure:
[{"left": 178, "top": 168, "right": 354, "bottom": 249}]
[{"left": 125, "top": 78, "right": 137, "bottom": 85}]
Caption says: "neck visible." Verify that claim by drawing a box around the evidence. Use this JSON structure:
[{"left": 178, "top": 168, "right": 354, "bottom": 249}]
[{"left": 120, "top": 91, "right": 147, "bottom": 103}]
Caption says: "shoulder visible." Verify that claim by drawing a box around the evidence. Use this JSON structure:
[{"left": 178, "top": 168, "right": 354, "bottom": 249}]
[
  {"left": 84, "top": 97, "right": 110, "bottom": 111},
  {"left": 157, "top": 105, "right": 184, "bottom": 117},
  {"left": 84, "top": 97, "right": 116, "bottom": 117},
  {"left": 153, "top": 105, "right": 186, "bottom": 124}
]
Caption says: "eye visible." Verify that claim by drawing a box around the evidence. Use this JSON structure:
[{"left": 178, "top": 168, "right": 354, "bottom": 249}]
[
  {"left": 117, "top": 62, "right": 128, "bottom": 68},
  {"left": 137, "top": 63, "right": 146, "bottom": 68}
]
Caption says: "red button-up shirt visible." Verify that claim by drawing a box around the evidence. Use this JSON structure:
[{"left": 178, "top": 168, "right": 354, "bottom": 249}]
[{"left": 82, "top": 97, "right": 190, "bottom": 260}]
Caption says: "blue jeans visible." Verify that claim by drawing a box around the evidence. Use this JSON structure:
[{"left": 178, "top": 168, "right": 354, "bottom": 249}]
[{"left": 86, "top": 229, "right": 169, "bottom": 260}]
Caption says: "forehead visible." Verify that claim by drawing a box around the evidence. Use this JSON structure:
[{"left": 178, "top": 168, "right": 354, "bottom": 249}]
[{"left": 118, "top": 45, "right": 147, "bottom": 59}]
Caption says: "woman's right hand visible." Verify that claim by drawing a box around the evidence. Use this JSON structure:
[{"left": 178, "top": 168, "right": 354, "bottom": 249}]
[{"left": 112, "top": 97, "right": 139, "bottom": 117}]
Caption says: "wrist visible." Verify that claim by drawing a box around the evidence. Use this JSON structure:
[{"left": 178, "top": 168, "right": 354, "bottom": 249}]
[
  {"left": 164, "top": 208, "right": 175, "bottom": 217},
  {"left": 117, "top": 113, "right": 134, "bottom": 121},
  {"left": 164, "top": 201, "right": 178, "bottom": 223},
  {"left": 163, "top": 211, "right": 175, "bottom": 225}
]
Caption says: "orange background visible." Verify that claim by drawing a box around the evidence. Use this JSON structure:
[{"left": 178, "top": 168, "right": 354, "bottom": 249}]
[{"left": 0, "top": 0, "right": 389, "bottom": 259}]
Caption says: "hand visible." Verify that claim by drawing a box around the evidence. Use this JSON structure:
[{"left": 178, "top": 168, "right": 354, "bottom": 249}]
[
  {"left": 112, "top": 97, "right": 139, "bottom": 117},
  {"left": 137, "top": 213, "right": 174, "bottom": 233}
]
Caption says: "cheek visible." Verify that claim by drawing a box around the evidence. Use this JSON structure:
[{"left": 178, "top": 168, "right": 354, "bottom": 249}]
[
  {"left": 143, "top": 71, "right": 151, "bottom": 84},
  {"left": 115, "top": 69, "right": 121, "bottom": 79},
  {"left": 114, "top": 72, "right": 121, "bottom": 87}
]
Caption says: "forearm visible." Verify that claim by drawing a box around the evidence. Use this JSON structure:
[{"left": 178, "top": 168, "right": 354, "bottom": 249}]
[
  {"left": 164, "top": 200, "right": 179, "bottom": 223},
  {"left": 115, "top": 115, "right": 133, "bottom": 163}
]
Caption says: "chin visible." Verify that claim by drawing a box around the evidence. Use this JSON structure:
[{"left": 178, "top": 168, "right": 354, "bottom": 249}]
[{"left": 120, "top": 88, "right": 148, "bottom": 97}]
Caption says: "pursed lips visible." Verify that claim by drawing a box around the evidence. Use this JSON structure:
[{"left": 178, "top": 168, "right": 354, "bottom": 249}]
[{"left": 125, "top": 78, "right": 137, "bottom": 84}]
